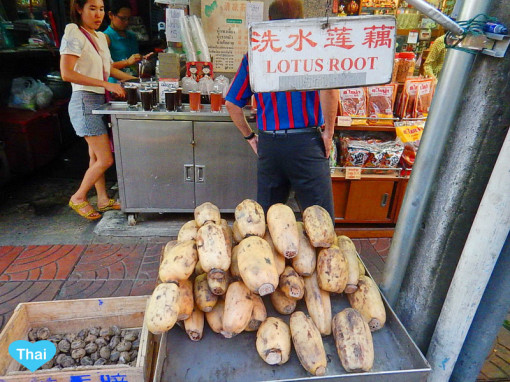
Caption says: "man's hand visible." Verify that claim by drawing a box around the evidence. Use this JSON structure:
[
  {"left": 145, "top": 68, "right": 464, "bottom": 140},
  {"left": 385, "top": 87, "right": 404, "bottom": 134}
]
[
  {"left": 321, "top": 129, "right": 333, "bottom": 159},
  {"left": 247, "top": 135, "right": 258, "bottom": 155}
]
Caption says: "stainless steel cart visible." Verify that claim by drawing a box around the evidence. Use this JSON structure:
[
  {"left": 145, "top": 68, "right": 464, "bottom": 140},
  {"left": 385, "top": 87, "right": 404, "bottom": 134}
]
[{"left": 93, "top": 103, "right": 257, "bottom": 224}]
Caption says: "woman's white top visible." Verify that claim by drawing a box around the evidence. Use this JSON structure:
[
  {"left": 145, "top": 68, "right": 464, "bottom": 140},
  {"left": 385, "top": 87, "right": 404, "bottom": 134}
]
[{"left": 60, "top": 23, "right": 112, "bottom": 94}]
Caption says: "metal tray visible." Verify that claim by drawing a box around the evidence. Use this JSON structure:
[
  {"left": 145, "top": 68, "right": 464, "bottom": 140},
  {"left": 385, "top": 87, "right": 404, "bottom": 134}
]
[{"left": 159, "top": 282, "right": 430, "bottom": 381}]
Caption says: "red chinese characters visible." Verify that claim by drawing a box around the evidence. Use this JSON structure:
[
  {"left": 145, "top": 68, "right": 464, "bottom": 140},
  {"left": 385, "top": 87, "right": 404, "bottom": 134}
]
[
  {"left": 285, "top": 29, "right": 317, "bottom": 51},
  {"left": 362, "top": 24, "right": 395, "bottom": 49},
  {"left": 325, "top": 26, "right": 355, "bottom": 49},
  {"left": 251, "top": 30, "right": 282, "bottom": 52}
]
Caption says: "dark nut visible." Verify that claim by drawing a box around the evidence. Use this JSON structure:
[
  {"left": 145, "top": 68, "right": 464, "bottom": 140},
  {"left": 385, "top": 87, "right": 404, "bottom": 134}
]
[
  {"left": 116, "top": 341, "right": 132, "bottom": 352},
  {"left": 81, "top": 356, "right": 94, "bottom": 366},
  {"left": 48, "top": 335, "right": 63, "bottom": 345},
  {"left": 85, "top": 334, "right": 97, "bottom": 343},
  {"left": 132, "top": 338, "right": 140, "bottom": 350},
  {"left": 111, "top": 325, "right": 121, "bottom": 336},
  {"left": 90, "top": 351, "right": 99, "bottom": 362},
  {"left": 129, "top": 350, "right": 138, "bottom": 360},
  {"left": 56, "top": 353, "right": 67, "bottom": 365},
  {"left": 58, "top": 340, "right": 71, "bottom": 353},
  {"left": 85, "top": 342, "right": 98, "bottom": 354},
  {"left": 94, "top": 358, "right": 108, "bottom": 366},
  {"left": 95, "top": 337, "right": 108, "bottom": 347},
  {"left": 28, "top": 328, "right": 38, "bottom": 342},
  {"left": 71, "top": 348, "right": 86, "bottom": 359},
  {"left": 60, "top": 355, "right": 75, "bottom": 368},
  {"left": 65, "top": 333, "right": 77, "bottom": 343},
  {"left": 99, "top": 346, "right": 111, "bottom": 359},
  {"left": 89, "top": 327, "right": 100, "bottom": 336},
  {"left": 119, "top": 351, "right": 130, "bottom": 364},
  {"left": 77, "top": 329, "right": 88, "bottom": 339},
  {"left": 123, "top": 331, "right": 138, "bottom": 342},
  {"left": 109, "top": 351, "right": 120, "bottom": 362},
  {"left": 100, "top": 327, "right": 114, "bottom": 338},
  {"left": 36, "top": 327, "right": 50, "bottom": 340},
  {"left": 109, "top": 336, "right": 120, "bottom": 350},
  {"left": 71, "top": 339, "right": 85, "bottom": 350}
]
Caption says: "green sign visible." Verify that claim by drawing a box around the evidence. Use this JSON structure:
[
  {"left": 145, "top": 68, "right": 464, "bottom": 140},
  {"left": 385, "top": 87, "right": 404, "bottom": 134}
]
[{"left": 226, "top": 19, "right": 242, "bottom": 24}]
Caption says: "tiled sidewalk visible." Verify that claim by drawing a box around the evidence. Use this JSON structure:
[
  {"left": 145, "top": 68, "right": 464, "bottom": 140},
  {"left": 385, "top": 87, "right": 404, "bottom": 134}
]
[{"left": 0, "top": 238, "right": 391, "bottom": 331}]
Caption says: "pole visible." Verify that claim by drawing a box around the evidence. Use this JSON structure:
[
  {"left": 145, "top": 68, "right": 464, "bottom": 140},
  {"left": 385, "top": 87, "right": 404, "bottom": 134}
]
[
  {"left": 405, "top": 0, "right": 464, "bottom": 35},
  {"left": 382, "top": 0, "right": 510, "bottom": 353},
  {"left": 426, "top": 130, "right": 510, "bottom": 381},
  {"left": 380, "top": 0, "right": 493, "bottom": 307},
  {"left": 450, "top": 233, "right": 510, "bottom": 382}
]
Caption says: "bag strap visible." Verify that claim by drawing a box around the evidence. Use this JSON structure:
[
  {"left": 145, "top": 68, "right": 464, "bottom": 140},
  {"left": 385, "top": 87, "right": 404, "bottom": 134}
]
[{"left": 79, "top": 27, "right": 108, "bottom": 82}]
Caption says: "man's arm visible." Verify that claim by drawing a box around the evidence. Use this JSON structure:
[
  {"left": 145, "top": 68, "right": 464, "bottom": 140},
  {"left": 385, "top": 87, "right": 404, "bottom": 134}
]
[
  {"left": 319, "top": 89, "right": 339, "bottom": 159},
  {"left": 226, "top": 100, "right": 258, "bottom": 155}
]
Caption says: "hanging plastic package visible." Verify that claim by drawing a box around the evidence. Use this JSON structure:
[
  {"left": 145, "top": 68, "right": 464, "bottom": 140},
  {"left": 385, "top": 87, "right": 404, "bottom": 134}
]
[
  {"left": 179, "top": 16, "right": 198, "bottom": 62},
  {"left": 188, "top": 15, "right": 211, "bottom": 62}
]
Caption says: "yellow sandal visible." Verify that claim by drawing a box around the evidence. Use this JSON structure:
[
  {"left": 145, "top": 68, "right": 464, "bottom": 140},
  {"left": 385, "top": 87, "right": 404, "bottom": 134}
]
[
  {"left": 69, "top": 200, "right": 102, "bottom": 221},
  {"left": 97, "top": 199, "right": 121, "bottom": 212}
]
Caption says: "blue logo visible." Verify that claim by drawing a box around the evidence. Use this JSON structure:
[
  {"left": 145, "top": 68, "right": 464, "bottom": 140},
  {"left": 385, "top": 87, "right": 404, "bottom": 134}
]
[{"left": 8, "top": 340, "right": 56, "bottom": 372}]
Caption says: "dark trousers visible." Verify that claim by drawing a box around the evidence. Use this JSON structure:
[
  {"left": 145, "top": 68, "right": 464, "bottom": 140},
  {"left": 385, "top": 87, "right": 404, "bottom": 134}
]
[{"left": 257, "top": 130, "right": 335, "bottom": 221}]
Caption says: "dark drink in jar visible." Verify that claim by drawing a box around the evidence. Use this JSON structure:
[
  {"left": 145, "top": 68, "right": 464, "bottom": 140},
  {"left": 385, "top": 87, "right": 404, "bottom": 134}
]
[
  {"left": 176, "top": 88, "right": 182, "bottom": 107},
  {"left": 165, "top": 91, "right": 176, "bottom": 112},
  {"left": 125, "top": 86, "right": 138, "bottom": 107},
  {"left": 140, "top": 89, "right": 153, "bottom": 111},
  {"left": 150, "top": 86, "right": 158, "bottom": 107}
]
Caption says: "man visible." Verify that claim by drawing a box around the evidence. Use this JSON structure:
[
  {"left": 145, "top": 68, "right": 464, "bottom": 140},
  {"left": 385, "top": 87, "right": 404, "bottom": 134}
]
[{"left": 225, "top": 0, "right": 338, "bottom": 221}]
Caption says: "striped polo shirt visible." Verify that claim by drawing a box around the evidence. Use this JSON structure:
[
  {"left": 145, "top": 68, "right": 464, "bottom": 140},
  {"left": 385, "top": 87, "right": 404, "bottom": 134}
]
[{"left": 225, "top": 54, "right": 325, "bottom": 131}]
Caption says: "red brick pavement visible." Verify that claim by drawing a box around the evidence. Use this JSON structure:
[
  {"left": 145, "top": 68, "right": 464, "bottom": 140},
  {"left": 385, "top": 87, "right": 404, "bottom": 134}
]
[{"left": 0, "top": 239, "right": 388, "bottom": 331}]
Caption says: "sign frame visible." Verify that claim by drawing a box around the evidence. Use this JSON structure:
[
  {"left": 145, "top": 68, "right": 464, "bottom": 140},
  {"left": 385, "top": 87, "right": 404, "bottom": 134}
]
[{"left": 248, "top": 16, "right": 397, "bottom": 93}]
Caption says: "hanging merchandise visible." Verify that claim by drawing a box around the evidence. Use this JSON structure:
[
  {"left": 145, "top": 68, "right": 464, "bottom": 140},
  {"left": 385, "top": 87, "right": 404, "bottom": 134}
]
[
  {"left": 339, "top": 88, "right": 368, "bottom": 126},
  {"left": 188, "top": 15, "right": 211, "bottom": 62},
  {"left": 396, "top": 121, "right": 425, "bottom": 174},
  {"left": 366, "top": 85, "right": 397, "bottom": 126},
  {"left": 179, "top": 16, "right": 198, "bottom": 62}
]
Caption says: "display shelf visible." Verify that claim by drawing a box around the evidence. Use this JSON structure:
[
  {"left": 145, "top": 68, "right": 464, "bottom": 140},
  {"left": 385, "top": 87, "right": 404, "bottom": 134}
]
[
  {"left": 335, "top": 124, "right": 396, "bottom": 132},
  {"left": 331, "top": 167, "right": 402, "bottom": 179}
]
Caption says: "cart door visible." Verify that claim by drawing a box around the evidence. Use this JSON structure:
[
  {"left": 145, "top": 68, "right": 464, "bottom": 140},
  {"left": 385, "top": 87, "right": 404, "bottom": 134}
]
[
  {"left": 193, "top": 121, "right": 257, "bottom": 211},
  {"left": 116, "top": 119, "right": 195, "bottom": 211}
]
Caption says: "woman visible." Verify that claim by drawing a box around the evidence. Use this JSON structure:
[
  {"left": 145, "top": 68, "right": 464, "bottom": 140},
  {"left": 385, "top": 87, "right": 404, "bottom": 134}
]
[
  {"left": 104, "top": 0, "right": 150, "bottom": 82},
  {"left": 60, "top": 0, "right": 135, "bottom": 220}
]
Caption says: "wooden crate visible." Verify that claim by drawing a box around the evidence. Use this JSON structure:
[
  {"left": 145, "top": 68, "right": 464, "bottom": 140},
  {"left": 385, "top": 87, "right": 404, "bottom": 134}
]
[{"left": 0, "top": 296, "right": 158, "bottom": 382}]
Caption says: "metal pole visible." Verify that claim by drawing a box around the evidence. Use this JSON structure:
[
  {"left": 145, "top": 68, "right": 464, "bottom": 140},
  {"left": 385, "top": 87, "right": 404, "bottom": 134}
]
[
  {"left": 451, "top": 233, "right": 510, "bottom": 382},
  {"left": 426, "top": 130, "right": 510, "bottom": 381},
  {"left": 405, "top": 0, "right": 464, "bottom": 35},
  {"left": 380, "top": 0, "right": 493, "bottom": 307}
]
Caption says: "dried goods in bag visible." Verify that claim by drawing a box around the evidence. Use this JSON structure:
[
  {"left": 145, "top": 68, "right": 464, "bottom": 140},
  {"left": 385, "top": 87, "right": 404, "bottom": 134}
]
[
  {"left": 339, "top": 88, "right": 367, "bottom": 125},
  {"left": 396, "top": 122, "right": 424, "bottom": 170},
  {"left": 366, "top": 85, "right": 396, "bottom": 126},
  {"left": 415, "top": 79, "right": 434, "bottom": 118}
]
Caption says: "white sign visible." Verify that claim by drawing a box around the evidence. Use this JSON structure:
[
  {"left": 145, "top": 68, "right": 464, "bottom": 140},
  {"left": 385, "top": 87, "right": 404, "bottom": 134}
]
[
  {"left": 248, "top": 16, "right": 396, "bottom": 92},
  {"left": 246, "top": 2, "right": 263, "bottom": 29},
  {"left": 166, "top": 8, "right": 185, "bottom": 42}
]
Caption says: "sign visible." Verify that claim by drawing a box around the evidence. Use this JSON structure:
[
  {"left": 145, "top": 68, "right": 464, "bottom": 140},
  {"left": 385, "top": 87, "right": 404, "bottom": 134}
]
[
  {"left": 202, "top": 0, "right": 263, "bottom": 72},
  {"left": 165, "top": 8, "right": 185, "bottom": 42},
  {"left": 345, "top": 167, "right": 362, "bottom": 179},
  {"left": 336, "top": 116, "right": 352, "bottom": 126},
  {"left": 248, "top": 16, "right": 396, "bottom": 92}
]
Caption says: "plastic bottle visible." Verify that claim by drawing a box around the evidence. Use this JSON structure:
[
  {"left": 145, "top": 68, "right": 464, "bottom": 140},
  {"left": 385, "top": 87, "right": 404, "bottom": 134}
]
[{"left": 483, "top": 22, "right": 508, "bottom": 35}]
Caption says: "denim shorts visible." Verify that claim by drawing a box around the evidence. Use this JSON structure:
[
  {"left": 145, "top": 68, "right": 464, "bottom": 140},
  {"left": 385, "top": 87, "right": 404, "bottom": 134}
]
[{"left": 68, "top": 91, "right": 108, "bottom": 137}]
